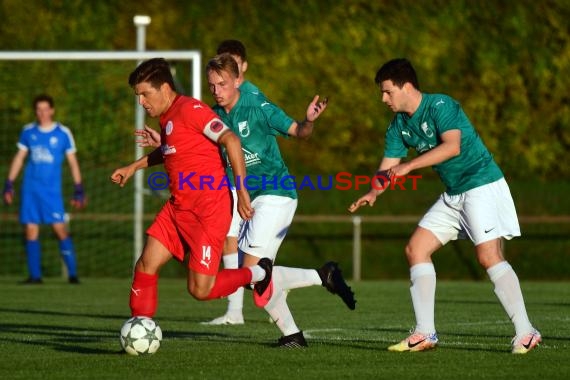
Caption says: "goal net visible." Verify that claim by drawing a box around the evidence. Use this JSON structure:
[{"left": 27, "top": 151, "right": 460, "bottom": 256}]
[{"left": 0, "top": 51, "right": 200, "bottom": 278}]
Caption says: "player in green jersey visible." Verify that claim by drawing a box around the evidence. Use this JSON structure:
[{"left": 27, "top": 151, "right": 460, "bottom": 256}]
[
  {"left": 349, "top": 58, "right": 540, "bottom": 354},
  {"left": 202, "top": 40, "right": 265, "bottom": 326},
  {"left": 206, "top": 53, "right": 356, "bottom": 347}
]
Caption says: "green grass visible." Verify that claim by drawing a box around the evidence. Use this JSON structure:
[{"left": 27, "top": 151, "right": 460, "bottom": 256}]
[{"left": 0, "top": 277, "right": 568, "bottom": 380}]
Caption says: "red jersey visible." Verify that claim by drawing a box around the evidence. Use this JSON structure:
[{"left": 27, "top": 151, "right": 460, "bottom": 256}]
[{"left": 159, "top": 95, "right": 230, "bottom": 209}]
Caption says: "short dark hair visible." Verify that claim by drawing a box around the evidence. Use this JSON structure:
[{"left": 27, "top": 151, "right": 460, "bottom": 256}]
[
  {"left": 33, "top": 94, "right": 54, "bottom": 109},
  {"left": 374, "top": 58, "right": 420, "bottom": 90},
  {"left": 206, "top": 53, "right": 240, "bottom": 79},
  {"left": 216, "top": 39, "right": 247, "bottom": 61},
  {"left": 128, "top": 58, "right": 176, "bottom": 90}
]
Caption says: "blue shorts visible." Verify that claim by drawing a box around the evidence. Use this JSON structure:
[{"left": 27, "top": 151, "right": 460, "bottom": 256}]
[{"left": 20, "top": 188, "right": 66, "bottom": 224}]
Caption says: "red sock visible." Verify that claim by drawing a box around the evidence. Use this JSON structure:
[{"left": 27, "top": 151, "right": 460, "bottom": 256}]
[
  {"left": 205, "top": 268, "right": 252, "bottom": 300},
  {"left": 130, "top": 271, "right": 158, "bottom": 317}
]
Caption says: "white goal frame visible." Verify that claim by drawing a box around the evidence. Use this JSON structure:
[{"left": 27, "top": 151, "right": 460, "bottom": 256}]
[{"left": 0, "top": 49, "right": 202, "bottom": 266}]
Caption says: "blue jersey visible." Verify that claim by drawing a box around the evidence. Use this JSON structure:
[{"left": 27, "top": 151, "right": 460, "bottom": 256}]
[{"left": 18, "top": 122, "right": 76, "bottom": 192}]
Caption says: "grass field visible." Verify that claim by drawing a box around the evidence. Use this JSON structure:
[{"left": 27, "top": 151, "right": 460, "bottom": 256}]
[{"left": 0, "top": 276, "right": 568, "bottom": 380}]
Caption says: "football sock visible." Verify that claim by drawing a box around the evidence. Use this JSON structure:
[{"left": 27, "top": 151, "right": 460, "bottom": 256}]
[
  {"left": 249, "top": 264, "right": 266, "bottom": 283},
  {"left": 487, "top": 261, "right": 533, "bottom": 336},
  {"left": 130, "top": 271, "right": 158, "bottom": 317},
  {"left": 264, "top": 284, "right": 300, "bottom": 337},
  {"left": 223, "top": 253, "right": 244, "bottom": 314},
  {"left": 409, "top": 262, "right": 437, "bottom": 334},
  {"left": 59, "top": 237, "right": 78, "bottom": 278},
  {"left": 25, "top": 239, "right": 42, "bottom": 280},
  {"left": 273, "top": 266, "right": 321, "bottom": 290},
  {"left": 205, "top": 268, "right": 252, "bottom": 300}
]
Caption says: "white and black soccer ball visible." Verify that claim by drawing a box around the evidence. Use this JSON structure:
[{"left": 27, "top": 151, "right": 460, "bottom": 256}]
[{"left": 120, "top": 316, "right": 162, "bottom": 355}]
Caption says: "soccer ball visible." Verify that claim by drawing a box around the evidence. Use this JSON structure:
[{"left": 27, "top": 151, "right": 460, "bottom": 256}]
[{"left": 120, "top": 316, "right": 162, "bottom": 355}]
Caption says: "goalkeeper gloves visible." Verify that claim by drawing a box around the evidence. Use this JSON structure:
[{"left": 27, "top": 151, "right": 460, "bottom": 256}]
[
  {"left": 3, "top": 179, "right": 14, "bottom": 205},
  {"left": 71, "top": 183, "right": 87, "bottom": 209}
]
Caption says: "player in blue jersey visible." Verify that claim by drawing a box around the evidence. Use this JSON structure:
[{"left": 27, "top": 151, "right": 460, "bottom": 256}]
[
  {"left": 3, "top": 94, "right": 86, "bottom": 284},
  {"left": 349, "top": 58, "right": 540, "bottom": 354},
  {"left": 202, "top": 40, "right": 265, "bottom": 325}
]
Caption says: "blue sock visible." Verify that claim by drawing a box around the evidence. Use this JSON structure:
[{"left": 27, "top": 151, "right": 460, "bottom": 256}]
[
  {"left": 59, "top": 237, "right": 78, "bottom": 278},
  {"left": 25, "top": 240, "right": 42, "bottom": 280}
]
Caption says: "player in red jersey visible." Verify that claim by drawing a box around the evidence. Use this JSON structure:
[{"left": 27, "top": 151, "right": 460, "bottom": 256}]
[{"left": 110, "top": 58, "right": 272, "bottom": 319}]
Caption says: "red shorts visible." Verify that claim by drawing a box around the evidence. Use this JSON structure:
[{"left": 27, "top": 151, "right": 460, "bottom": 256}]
[{"left": 146, "top": 191, "right": 232, "bottom": 275}]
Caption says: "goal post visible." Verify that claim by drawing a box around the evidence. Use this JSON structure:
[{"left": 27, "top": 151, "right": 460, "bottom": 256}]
[{"left": 0, "top": 49, "right": 202, "bottom": 272}]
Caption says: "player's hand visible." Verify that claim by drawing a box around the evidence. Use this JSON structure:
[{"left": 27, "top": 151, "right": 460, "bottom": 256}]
[
  {"left": 306, "top": 95, "right": 328, "bottom": 122},
  {"left": 110, "top": 167, "right": 134, "bottom": 187},
  {"left": 135, "top": 125, "right": 161, "bottom": 148},
  {"left": 3, "top": 179, "right": 14, "bottom": 205},
  {"left": 348, "top": 190, "right": 378, "bottom": 213},
  {"left": 70, "top": 183, "right": 87, "bottom": 209},
  {"left": 236, "top": 190, "right": 253, "bottom": 221}
]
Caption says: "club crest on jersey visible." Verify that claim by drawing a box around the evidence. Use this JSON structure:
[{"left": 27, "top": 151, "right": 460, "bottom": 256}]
[
  {"left": 421, "top": 122, "right": 434, "bottom": 137},
  {"left": 49, "top": 137, "right": 58, "bottom": 147},
  {"left": 238, "top": 121, "right": 250, "bottom": 137},
  {"left": 165, "top": 121, "right": 174, "bottom": 135}
]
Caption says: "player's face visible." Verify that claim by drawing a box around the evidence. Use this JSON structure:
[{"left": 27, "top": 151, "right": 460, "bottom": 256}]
[
  {"left": 208, "top": 69, "right": 240, "bottom": 111},
  {"left": 35, "top": 101, "right": 54, "bottom": 125},
  {"left": 134, "top": 82, "right": 170, "bottom": 118},
  {"left": 380, "top": 80, "right": 407, "bottom": 113}
]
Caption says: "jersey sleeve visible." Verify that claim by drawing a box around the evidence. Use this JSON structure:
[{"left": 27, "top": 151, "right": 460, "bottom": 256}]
[
  {"left": 60, "top": 125, "right": 77, "bottom": 154},
  {"left": 384, "top": 119, "right": 409, "bottom": 158},
  {"left": 182, "top": 100, "right": 231, "bottom": 143},
  {"left": 16, "top": 125, "right": 32, "bottom": 151},
  {"left": 258, "top": 100, "right": 294, "bottom": 137},
  {"left": 431, "top": 95, "right": 465, "bottom": 135},
  {"left": 202, "top": 117, "right": 231, "bottom": 142}
]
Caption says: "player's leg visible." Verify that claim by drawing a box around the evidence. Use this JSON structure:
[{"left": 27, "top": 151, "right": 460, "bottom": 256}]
[
  {"left": 388, "top": 226, "right": 442, "bottom": 352},
  {"left": 52, "top": 222, "right": 79, "bottom": 283},
  {"left": 183, "top": 192, "right": 270, "bottom": 301},
  {"left": 202, "top": 189, "right": 246, "bottom": 325},
  {"left": 23, "top": 223, "right": 42, "bottom": 283},
  {"left": 19, "top": 189, "right": 43, "bottom": 283},
  {"left": 130, "top": 236, "right": 172, "bottom": 317},
  {"left": 465, "top": 179, "right": 540, "bottom": 353},
  {"left": 389, "top": 194, "right": 460, "bottom": 352}
]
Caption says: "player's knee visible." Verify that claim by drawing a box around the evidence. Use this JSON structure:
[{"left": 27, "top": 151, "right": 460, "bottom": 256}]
[
  {"left": 405, "top": 243, "right": 423, "bottom": 263},
  {"left": 187, "top": 283, "right": 210, "bottom": 301}
]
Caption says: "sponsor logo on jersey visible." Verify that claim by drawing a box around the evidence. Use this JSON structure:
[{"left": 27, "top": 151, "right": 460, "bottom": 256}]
[
  {"left": 30, "top": 146, "right": 54, "bottom": 163},
  {"left": 243, "top": 148, "right": 261, "bottom": 166},
  {"left": 165, "top": 121, "right": 174, "bottom": 135},
  {"left": 401, "top": 130, "right": 411, "bottom": 138},
  {"left": 161, "top": 144, "right": 177, "bottom": 155},
  {"left": 238, "top": 121, "right": 250, "bottom": 137}
]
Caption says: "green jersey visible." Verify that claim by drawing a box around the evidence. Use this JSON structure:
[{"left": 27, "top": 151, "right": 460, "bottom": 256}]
[
  {"left": 213, "top": 91, "right": 297, "bottom": 200},
  {"left": 384, "top": 93, "right": 503, "bottom": 195},
  {"left": 240, "top": 80, "right": 264, "bottom": 98}
]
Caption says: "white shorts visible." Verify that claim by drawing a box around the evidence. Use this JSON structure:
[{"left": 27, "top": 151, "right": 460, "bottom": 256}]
[
  {"left": 418, "top": 178, "right": 521, "bottom": 246},
  {"left": 238, "top": 195, "right": 297, "bottom": 260},
  {"left": 227, "top": 189, "right": 242, "bottom": 238}
]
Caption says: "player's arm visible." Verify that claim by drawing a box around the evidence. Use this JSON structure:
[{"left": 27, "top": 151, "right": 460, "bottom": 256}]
[
  {"left": 66, "top": 152, "right": 87, "bottom": 209},
  {"left": 110, "top": 148, "right": 163, "bottom": 187},
  {"left": 348, "top": 157, "right": 401, "bottom": 213},
  {"left": 388, "top": 129, "right": 461, "bottom": 177},
  {"left": 218, "top": 130, "right": 253, "bottom": 220},
  {"left": 3, "top": 149, "right": 27, "bottom": 205},
  {"left": 287, "top": 95, "right": 328, "bottom": 139}
]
